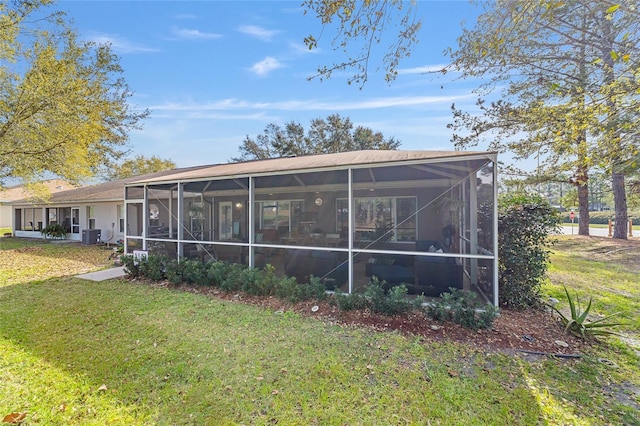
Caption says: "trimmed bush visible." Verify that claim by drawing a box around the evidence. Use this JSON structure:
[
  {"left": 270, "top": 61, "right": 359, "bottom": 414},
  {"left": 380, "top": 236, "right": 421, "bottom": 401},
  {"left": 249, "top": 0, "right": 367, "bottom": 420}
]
[
  {"left": 206, "top": 261, "right": 232, "bottom": 287},
  {"left": 218, "top": 263, "right": 246, "bottom": 292},
  {"left": 425, "top": 288, "right": 499, "bottom": 330},
  {"left": 560, "top": 210, "right": 639, "bottom": 224},
  {"left": 139, "top": 254, "right": 166, "bottom": 281},
  {"left": 165, "top": 259, "right": 185, "bottom": 285},
  {"left": 334, "top": 291, "right": 369, "bottom": 311},
  {"left": 333, "top": 279, "right": 415, "bottom": 316},
  {"left": 120, "top": 254, "right": 140, "bottom": 278},
  {"left": 498, "top": 193, "right": 561, "bottom": 309}
]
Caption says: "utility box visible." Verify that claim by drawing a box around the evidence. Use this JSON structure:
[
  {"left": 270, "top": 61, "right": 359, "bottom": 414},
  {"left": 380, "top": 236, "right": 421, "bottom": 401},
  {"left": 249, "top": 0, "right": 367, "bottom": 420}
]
[{"left": 82, "top": 229, "right": 101, "bottom": 245}]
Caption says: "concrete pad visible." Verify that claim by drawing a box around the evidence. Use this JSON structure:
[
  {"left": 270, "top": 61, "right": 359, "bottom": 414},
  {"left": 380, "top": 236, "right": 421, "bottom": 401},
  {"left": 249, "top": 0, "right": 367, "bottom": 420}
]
[{"left": 75, "top": 266, "right": 127, "bottom": 282}]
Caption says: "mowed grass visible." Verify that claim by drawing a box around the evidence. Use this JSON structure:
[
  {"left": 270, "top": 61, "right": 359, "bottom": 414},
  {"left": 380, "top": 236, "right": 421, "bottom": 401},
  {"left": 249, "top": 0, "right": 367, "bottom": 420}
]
[
  {"left": 547, "top": 236, "right": 640, "bottom": 338},
  {"left": 0, "top": 237, "right": 114, "bottom": 285},
  {"left": 1, "top": 236, "right": 639, "bottom": 425}
]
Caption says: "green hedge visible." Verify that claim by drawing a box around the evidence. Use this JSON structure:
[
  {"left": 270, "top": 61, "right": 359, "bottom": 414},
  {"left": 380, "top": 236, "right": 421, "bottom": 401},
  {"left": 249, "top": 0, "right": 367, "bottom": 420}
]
[{"left": 561, "top": 210, "right": 640, "bottom": 224}]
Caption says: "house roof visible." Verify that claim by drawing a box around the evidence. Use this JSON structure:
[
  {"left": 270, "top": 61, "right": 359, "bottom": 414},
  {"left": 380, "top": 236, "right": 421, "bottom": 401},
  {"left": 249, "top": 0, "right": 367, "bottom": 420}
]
[
  {"left": 0, "top": 179, "right": 76, "bottom": 202},
  {"left": 9, "top": 165, "right": 212, "bottom": 205},
  {"left": 10, "top": 150, "right": 497, "bottom": 205},
  {"left": 132, "top": 150, "right": 495, "bottom": 185}
]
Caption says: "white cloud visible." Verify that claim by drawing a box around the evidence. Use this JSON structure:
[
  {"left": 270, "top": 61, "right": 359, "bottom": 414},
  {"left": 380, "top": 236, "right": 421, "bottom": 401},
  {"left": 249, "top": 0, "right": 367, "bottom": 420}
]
[
  {"left": 172, "top": 27, "right": 223, "bottom": 40},
  {"left": 289, "top": 41, "right": 320, "bottom": 54},
  {"left": 397, "top": 64, "right": 451, "bottom": 75},
  {"left": 237, "top": 25, "right": 280, "bottom": 41},
  {"left": 87, "top": 33, "right": 160, "bottom": 54},
  {"left": 249, "top": 57, "right": 285, "bottom": 76},
  {"left": 150, "top": 93, "right": 474, "bottom": 113}
]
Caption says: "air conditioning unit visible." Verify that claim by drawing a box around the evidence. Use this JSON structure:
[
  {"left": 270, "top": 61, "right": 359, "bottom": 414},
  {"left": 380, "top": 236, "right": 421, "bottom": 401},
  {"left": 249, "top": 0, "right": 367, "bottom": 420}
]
[{"left": 82, "top": 229, "right": 102, "bottom": 245}]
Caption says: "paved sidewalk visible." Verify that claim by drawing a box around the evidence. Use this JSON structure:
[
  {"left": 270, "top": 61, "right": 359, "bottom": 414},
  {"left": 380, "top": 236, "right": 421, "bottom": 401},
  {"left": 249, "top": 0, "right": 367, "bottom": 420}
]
[{"left": 75, "top": 266, "right": 127, "bottom": 282}]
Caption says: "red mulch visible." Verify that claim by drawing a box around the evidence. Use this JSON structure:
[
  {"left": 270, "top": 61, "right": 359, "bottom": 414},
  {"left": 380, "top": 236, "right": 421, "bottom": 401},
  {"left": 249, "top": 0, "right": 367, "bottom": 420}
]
[{"left": 164, "top": 283, "right": 591, "bottom": 356}]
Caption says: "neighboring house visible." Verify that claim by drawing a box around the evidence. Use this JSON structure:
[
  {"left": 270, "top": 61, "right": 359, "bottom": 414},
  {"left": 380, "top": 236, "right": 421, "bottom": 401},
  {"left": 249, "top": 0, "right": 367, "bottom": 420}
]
[
  {"left": 124, "top": 150, "right": 500, "bottom": 305},
  {"left": 0, "top": 179, "right": 75, "bottom": 229},
  {"left": 10, "top": 166, "right": 210, "bottom": 243}
]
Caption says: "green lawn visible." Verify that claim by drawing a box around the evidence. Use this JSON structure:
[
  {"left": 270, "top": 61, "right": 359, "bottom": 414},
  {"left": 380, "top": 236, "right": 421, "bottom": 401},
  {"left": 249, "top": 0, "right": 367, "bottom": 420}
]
[{"left": 1, "top": 236, "right": 638, "bottom": 425}]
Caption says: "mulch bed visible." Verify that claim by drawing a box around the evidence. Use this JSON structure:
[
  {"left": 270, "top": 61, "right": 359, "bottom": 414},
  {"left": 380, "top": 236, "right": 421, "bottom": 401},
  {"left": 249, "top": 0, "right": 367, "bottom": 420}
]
[{"left": 163, "top": 283, "right": 591, "bottom": 356}]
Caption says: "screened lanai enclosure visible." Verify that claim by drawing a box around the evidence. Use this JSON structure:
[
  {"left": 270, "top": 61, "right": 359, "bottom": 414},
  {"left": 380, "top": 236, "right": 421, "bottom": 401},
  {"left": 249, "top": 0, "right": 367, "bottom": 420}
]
[{"left": 125, "top": 150, "right": 498, "bottom": 305}]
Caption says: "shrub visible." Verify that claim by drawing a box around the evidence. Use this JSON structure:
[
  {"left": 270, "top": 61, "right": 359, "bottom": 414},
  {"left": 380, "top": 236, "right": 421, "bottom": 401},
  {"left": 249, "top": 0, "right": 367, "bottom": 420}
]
[
  {"left": 498, "top": 192, "right": 561, "bottom": 309},
  {"left": 426, "top": 288, "right": 499, "bottom": 330},
  {"left": 333, "top": 280, "right": 414, "bottom": 316},
  {"left": 382, "top": 284, "right": 414, "bottom": 316},
  {"left": 218, "top": 263, "right": 246, "bottom": 292},
  {"left": 560, "top": 210, "right": 640, "bottom": 225},
  {"left": 274, "top": 275, "right": 327, "bottom": 304},
  {"left": 139, "top": 254, "right": 166, "bottom": 281},
  {"left": 120, "top": 254, "right": 140, "bottom": 278},
  {"left": 164, "top": 259, "right": 209, "bottom": 286},
  {"left": 364, "top": 279, "right": 413, "bottom": 316},
  {"left": 206, "top": 261, "right": 231, "bottom": 287},
  {"left": 476, "top": 304, "right": 501, "bottom": 330},
  {"left": 334, "top": 291, "right": 369, "bottom": 311},
  {"left": 275, "top": 276, "right": 301, "bottom": 302},
  {"left": 40, "top": 223, "right": 66, "bottom": 239},
  {"left": 165, "top": 259, "right": 185, "bottom": 285},
  {"left": 241, "top": 266, "right": 275, "bottom": 296},
  {"left": 181, "top": 259, "right": 208, "bottom": 285},
  {"left": 298, "top": 276, "right": 328, "bottom": 302},
  {"left": 364, "top": 277, "right": 386, "bottom": 312}
]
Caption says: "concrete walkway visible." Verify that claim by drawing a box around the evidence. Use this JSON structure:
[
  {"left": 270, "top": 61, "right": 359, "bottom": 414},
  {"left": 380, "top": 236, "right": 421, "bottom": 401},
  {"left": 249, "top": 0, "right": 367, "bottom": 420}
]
[{"left": 75, "top": 266, "right": 127, "bottom": 282}]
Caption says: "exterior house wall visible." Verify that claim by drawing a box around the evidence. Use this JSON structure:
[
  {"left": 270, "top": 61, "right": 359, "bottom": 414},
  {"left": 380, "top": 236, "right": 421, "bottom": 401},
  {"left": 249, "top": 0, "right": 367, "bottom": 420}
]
[
  {"left": 12, "top": 201, "right": 123, "bottom": 243},
  {"left": 0, "top": 204, "right": 12, "bottom": 229}
]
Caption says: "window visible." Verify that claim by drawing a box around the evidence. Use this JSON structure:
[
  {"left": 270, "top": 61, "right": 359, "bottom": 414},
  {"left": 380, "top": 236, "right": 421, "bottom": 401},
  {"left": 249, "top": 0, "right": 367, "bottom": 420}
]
[
  {"left": 47, "top": 208, "right": 57, "bottom": 225},
  {"left": 337, "top": 196, "right": 417, "bottom": 242},
  {"left": 87, "top": 206, "right": 96, "bottom": 229},
  {"left": 22, "top": 208, "right": 39, "bottom": 230},
  {"left": 254, "top": 200, "right": 306, "bottom": 237},
  {"left": 117, "top": 205, "right": 125, "bottom": 233}
]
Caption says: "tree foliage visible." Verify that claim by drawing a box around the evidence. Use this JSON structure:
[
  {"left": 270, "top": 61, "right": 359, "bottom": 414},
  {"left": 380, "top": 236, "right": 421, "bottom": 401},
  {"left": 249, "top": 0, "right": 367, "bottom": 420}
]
[
  {"left": 498, "top": 192, "right": 561, "bottom": 309},
  {"left": 0, "top": 0, "right": 148, "bottom": 185},
  {"left": 101, "top": 155, "right": 176, "bottom": 181},
  {"left": 302, "top": 0, "right": 421, "bottom": 87},
  {"left": 234, "top": 114, "right": 401, "bottom": 161},
  {"left": 447, "top": 0, "right": 640, "bottom": 239}
]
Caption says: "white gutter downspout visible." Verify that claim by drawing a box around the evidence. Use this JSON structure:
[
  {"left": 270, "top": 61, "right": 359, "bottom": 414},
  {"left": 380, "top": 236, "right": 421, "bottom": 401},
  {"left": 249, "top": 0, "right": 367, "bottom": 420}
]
[
  {"left": 248, "top": 176, "right": 255, "bottom": 268},
  {"left": 493, "top": 158, "right": 500, "bottom": 306},
  {"left": 143, "top": 185, "right": 149, "bottom": 251},
  {"left": 348, "top": 167, "right": 354, "bottom": 294},
  {"left": 177, "top": 183, "right": 184, "bottom": 258}
]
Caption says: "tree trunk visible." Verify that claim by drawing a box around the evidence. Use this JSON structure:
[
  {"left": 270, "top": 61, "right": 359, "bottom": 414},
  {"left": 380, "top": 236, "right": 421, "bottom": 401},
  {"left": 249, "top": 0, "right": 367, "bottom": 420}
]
[
  {"left": 600, "top": 13, "right": 627, "bottom": 240},
  {"left": 574, "top": 147, "right": 590, "bottom": 235},
  {"left": 612, "top": 171, "right": 628, "bottom": 239},
  {"left": 577, "top": 180, "right": 590, "bottom": 235}
]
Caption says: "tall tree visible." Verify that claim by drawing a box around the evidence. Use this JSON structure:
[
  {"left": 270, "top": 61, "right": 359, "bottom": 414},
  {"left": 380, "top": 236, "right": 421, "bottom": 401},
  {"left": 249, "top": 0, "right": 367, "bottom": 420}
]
[
  {"left": 0, "top": 0, "right": 148, "bottom": 186},
  {"left": 447, "top": 0, "right": 640, "bottom": 239},
  {"left": 234, "top": 114, "right": 400, "bottom": 161},
  {"left": 101, "top": 155, "right": 176, "bottom": 181}
]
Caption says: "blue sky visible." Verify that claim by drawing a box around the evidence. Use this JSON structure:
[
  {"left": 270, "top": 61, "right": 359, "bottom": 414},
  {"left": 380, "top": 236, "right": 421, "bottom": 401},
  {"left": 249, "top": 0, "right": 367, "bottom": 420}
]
[{"left": 56, "top": 0, "right": 486, "bottom": 167}]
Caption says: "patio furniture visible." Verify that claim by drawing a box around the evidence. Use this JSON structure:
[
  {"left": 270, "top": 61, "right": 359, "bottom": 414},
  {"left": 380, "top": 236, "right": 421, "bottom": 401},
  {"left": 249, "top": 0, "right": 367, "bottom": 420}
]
[
  {"left": 414, "top": 240, "right": 463, "bottom": 297},
  {"left": 284, "top": 249, "right": 348, "bottom": 288},
  {"left": 365, "top": 254, "right": 415, "bottom": 289}
]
